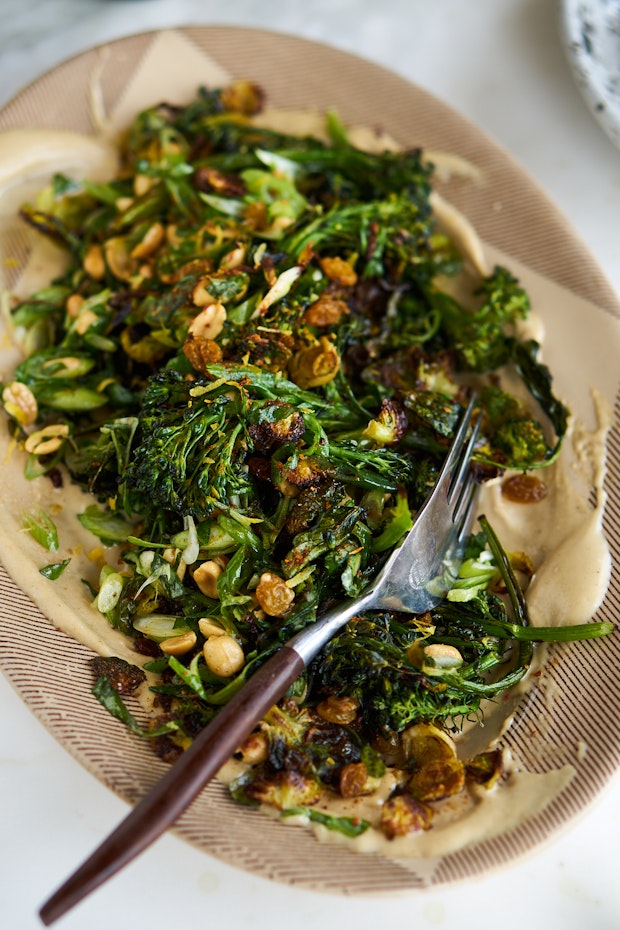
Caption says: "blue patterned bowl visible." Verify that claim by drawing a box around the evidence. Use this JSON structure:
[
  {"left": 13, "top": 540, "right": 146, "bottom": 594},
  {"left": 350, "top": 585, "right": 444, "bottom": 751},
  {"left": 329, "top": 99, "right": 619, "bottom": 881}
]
[{"left": 560, "top": 0, "right": 620, "bottom": 149}]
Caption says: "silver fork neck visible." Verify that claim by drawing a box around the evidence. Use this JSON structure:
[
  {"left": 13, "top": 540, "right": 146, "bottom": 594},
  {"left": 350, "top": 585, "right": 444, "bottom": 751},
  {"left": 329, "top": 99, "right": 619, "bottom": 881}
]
[{"left": 288, "top": 588, "right": 378, "bottom": 665}]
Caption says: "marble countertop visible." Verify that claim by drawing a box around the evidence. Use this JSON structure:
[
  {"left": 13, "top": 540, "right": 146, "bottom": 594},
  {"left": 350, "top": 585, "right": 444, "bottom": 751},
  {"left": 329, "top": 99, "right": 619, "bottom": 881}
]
[{"left": 1, "top": 2, "right": 619, "bottom": 929}]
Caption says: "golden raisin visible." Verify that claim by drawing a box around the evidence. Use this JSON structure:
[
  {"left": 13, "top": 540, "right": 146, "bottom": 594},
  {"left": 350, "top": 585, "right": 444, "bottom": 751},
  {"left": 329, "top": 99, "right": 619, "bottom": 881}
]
[
  {"left": 319, "top": 256, "right": 358, "bottom": 286},
  {"left": 303, "top": 294, "right": 348, "bottom": 327},
  {"left": 255, "top": 572, "right": 295, "bottom": 617},
  {"left": 316, "top": 694, "right": 360, "bottom": 725},
  {"left": 501, "top": 473, "right": 548, "bottom": 503},
  {"left": 182, "top": 334, "right": 223, "bottom": 371},
  {"left": 339, "top": 762, "right": 372, "bottom": 798}
]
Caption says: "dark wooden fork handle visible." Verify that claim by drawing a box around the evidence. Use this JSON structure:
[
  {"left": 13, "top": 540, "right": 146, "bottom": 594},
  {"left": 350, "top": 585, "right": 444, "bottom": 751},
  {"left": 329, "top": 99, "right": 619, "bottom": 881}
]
[{"left": 39, "top": 645, "right": 305, "bottom": 926}]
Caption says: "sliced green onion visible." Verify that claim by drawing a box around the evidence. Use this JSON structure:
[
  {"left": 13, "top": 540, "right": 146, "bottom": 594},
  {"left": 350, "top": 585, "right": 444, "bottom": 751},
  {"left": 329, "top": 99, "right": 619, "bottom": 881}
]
[
  {"left": 281, "top": 807, "right": 370, "bottom": 838},
  {"left": 181, "top": 514, "right": 200, "bottom": 565},
  {"left": 22, "top": 508, "right": 59, "bottom": 551},
  {"left": 133, "top": 614, "right": 192, "bottom": 642},
  {"left": 96, "top": 565, "right": 125, "bottom": 614},
  {"left": 39, "top": 558, "right": 70, "bottom": 580}
]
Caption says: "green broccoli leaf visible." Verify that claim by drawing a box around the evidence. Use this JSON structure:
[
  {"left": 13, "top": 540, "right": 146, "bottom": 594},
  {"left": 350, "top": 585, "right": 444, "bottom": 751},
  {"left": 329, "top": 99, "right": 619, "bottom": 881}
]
[
  {"left": 511, "top": 339, "right": 569, "bottom": 459},
  {"left": 435, "top": 265, "right": 530, "bottom": 372}
]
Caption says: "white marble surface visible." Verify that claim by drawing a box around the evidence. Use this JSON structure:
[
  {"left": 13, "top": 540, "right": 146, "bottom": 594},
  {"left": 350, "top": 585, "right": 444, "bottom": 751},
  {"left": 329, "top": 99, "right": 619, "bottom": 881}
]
[{"left": 1, "top": 2, "right": 619, "bottom": 929}]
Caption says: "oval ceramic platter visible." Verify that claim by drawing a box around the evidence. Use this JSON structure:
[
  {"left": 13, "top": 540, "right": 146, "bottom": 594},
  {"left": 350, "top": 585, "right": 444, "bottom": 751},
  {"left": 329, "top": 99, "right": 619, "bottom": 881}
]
[{"left": 0, "top": 27, "right": 619, "bottom": 894}]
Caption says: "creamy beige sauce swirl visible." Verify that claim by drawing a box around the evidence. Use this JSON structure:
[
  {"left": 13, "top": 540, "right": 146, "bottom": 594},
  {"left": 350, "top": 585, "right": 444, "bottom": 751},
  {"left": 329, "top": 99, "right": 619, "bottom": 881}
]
[
  {"left": 0, "top": 129, "right": 118, "bottom": 191},
  {"left": 478, "top": 389, "right": 611, "bottom": 627}
]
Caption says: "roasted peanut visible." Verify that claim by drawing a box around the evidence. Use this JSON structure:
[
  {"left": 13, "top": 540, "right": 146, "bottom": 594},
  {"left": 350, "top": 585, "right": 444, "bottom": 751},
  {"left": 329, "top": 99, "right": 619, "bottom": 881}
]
[
  {"left": 198, "top": 617, "right": 225, "bottom": 638},
  {"left": 160, "top": 631, "right": 198, "bottom": 656},
  {"left": 74, "top": 308, "right": 99, "bottom": 335},
  {"left": 65, "top": 294, "right": 85, "bottom": 319},
  {"left": 130, "top": 221, "right": 165, "bottom": 259},
  {"left": 115, "top": 196, "right": 134, "bottom": 213},
  {"left": 24, "top": 423, "right": 69, "bottom": 456},
  {"left": 193, "top": 560, "right": 224, "bottom": 599},
  {"left": 191, "top": 278, "right": 219, "bottom": 307},
  {"left": 203, "top": 634, "right": 245, "bottom": 677},
  {"left": 422, "top": 643, "right": 463, "bottom": 672},
  {"left": 219, "top": 244, "right": 247, "bottom": 270},
  {"left": 162, "top": 547, "right": 187, "bottom": 581},
  {"left": 236, "top": 730, "right": 269, "bottom": 764},
  {"left": 83, "top": 243, "right": 105, "bottom": 280},
  {"left": 188, "top": 302, "right": 227, "bottom": 340},
  {"left": 134, "top": 173, "right": 154, "bottom": 197}
]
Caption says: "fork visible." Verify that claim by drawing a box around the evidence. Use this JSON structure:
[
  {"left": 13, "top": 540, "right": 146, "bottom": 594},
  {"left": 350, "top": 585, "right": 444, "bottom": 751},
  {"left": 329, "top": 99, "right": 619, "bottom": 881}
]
[{"left": 39, "top": 394, "right": 479, "bottom": 926}]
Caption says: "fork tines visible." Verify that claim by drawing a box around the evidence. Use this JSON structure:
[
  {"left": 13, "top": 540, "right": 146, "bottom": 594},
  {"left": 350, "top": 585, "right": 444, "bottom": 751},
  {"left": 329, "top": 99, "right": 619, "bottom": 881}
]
[{"left": 446, "top": 394, "right": 481, "bottom": 542}]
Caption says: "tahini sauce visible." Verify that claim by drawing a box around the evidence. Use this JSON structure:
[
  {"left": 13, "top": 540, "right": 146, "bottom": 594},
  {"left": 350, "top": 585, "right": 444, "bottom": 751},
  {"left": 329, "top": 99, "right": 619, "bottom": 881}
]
[
  {"left": 477, "top": 389, "right": 611, "bottom": 628},
  {"left": 0, "top": 129, "right": 117, "bottom": 189}
]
